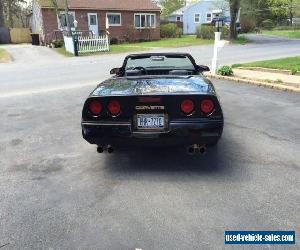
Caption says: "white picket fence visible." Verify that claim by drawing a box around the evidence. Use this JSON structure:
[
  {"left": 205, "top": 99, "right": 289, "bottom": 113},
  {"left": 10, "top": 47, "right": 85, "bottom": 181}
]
[
  {"left": 63, "top": 34, "right": 109, "bottom": 55},
  {"left": 77, "top": 35, "right": 109, "bottom": 53}
]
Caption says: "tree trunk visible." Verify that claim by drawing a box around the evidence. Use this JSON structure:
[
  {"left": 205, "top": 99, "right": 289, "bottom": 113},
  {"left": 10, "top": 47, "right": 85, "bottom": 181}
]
[
  {"left": 0, "top": 0, "right": 5, "bottom": 27},
  {"left": 64, "top": 0, "right": 71, "bottom": 34},
  {"left": 288, "top": 0, "right": 293, "bottom": 26},
  {"left": 8, "top": 0, "right": 14, "bottom": 28},
  {"left": 229, "top": 0, "right": 240, "bottom": 40}
]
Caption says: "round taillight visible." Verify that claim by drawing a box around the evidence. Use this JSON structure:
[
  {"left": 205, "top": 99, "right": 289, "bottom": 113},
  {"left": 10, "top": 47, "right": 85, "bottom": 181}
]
[
  {"left": 107, "top": 100, "right": 121, "bottom": 116},
  {"left": 89, "top": 101, "right": 102, "bottom": 115},
  {"left": 201, "top": 99, "right": 214, "bottom": 114},
  {"left": 181, "top": 99, "right": 195, "bottom": 115}
]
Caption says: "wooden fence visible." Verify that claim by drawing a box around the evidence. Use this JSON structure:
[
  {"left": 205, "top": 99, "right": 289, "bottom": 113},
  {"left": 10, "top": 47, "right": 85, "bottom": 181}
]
[
  {"left": 77, "top": 35, "right": 109, "bottom": 53},
  {"left": 10, "top": 28, "right": 31, "bottom": 44}
]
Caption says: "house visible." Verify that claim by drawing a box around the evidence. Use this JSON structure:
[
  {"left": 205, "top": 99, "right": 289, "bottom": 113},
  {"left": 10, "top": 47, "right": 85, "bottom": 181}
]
[
  {"left": 168, "top": 0, "right": 229, "bottom": 34},
  {"left": 168, "top": 6, "right": 187, "bottom": 23},
  {"left": 31, "top": 0, "right": 161, "bottom": 44}
]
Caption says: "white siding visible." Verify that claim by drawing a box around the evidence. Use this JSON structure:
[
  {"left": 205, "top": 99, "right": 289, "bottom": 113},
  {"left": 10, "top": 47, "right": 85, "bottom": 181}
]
[{"left": 31, "top": 0, "right": 45, "bottom": 42}]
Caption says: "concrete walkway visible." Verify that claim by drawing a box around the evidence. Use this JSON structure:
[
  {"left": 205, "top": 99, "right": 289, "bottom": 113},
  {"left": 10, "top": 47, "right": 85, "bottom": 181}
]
[{"left": 233, "top": 68, "right": 300, "bottom": 88}]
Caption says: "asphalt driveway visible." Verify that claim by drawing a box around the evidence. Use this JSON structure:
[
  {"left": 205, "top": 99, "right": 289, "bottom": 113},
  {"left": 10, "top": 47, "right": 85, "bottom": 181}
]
[
  {"left": 0, "top": 34, "right": 299, "bottom": 249},
  {"left": 0, "top": 78, "right": 299, "bottom": 249}
]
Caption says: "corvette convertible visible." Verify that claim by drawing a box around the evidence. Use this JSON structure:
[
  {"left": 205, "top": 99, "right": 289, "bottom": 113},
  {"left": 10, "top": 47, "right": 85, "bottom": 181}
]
[{"left": 81, "top": 53, "right": 224, "bottom": 154}]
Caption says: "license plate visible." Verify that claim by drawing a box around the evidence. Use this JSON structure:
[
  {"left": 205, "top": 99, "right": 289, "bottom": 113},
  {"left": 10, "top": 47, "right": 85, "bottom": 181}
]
[{"left": 137, "top": 114, "right": 165, "bottom": 130}]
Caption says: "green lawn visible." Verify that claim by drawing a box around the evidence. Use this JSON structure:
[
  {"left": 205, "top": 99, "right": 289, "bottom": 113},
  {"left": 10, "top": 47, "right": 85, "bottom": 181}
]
[
  {"left": 232, "top": 56, "right": 300, "bottom": 71},
  {"left": 121, "top": 35, "right": 213, "bottom": 48},
  {"left": 262, "top": 30, "right": 300, "bottom": 39},
  {"left": 54, "top": 36, "right": 213, "bottom": 57},
  {"left": 0, "top": 48, "right": 11, "bottom": 63},
  {"left": 231, "top": 35, "right": 249, "bottom": 45}
]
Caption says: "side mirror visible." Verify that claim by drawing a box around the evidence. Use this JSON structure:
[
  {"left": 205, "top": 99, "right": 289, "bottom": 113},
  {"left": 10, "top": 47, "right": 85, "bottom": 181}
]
[
  {"left": 197, "top": 65, "right": 210, "bottom": 72},
  {"left": 110, "top": 68, "right": 120, "bottom": 75}
]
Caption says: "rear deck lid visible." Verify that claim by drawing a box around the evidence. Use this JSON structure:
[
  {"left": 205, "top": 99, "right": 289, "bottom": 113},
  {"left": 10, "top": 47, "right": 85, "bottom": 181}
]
[{"left": 92, "top": 76, "right": 215, "bottom": 96}]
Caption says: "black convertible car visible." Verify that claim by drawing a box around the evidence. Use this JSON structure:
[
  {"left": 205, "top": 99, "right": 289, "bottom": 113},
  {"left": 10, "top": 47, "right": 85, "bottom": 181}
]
[{"left": 82, "top": 53, "right": 224, "bottom": 154}]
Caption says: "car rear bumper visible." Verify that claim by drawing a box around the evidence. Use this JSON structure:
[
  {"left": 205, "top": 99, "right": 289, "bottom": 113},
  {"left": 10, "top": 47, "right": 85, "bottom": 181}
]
[{"left": 82, "top": 119, "right": 224, "bottom": 147}]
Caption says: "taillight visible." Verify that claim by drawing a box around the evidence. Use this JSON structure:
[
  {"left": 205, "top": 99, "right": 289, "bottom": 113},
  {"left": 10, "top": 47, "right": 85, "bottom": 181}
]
[
  {"left": 181, "top": 99, "right": 195, "bottom": 115},
  {"left": 200, "top": 99, "right": 214, "bottom": 114},
  {"left": 107, "top": 100, "right": 121, "bottom": 116},
  {"left": 89, "top": 101, "right": 102, "bottom": 116}
]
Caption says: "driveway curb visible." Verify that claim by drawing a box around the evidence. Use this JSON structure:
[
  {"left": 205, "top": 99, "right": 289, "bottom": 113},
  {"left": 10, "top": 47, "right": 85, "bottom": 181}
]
[{"left": 206, "top": 73, "right": 300, "bottom": 93}]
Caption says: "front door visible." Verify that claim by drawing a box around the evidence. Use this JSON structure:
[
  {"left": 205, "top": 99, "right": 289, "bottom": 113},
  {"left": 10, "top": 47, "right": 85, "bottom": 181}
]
[{"left": 88, "top": 13, "right": 99, "bottom": 36}]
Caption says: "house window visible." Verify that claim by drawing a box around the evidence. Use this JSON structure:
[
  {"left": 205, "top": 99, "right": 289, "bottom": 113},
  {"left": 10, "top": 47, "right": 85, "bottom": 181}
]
[
  {"left": 107, "top": 13, "right": 121, "bottom": 26},
  {"left": 206, "top": 13, "right": 212, "bottom": 23},
  {"left": 194, "top": 13, "right": 201, "bottom": 23},
  {"left": 134, "top": 13, "right": 156, "bottom": 29},
  {"left": 176, "top": 16, "right": 181, "bottom": 22},
  {"left": 58, "top": 11, "right": 75, "bottom": 29}
]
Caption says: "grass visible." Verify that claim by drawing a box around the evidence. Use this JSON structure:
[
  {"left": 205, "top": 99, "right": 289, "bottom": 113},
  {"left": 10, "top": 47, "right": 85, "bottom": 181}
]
[
  {"left": 262, "top": 30, "right": 300, "bottom": 39},
  {"left": 54, "top": 47, "right": 74, "bottom": 57},
  {"left": 54, "top": 35, "right": 213, "bottom": 57},
  {"left": 231, "top": 35, "right": 249, "bottom": 45},
  {"left": 232, "top": 56, "right": 300, "bottom": 72},
  {"left": 0, "top": 48, "right": 11, "bottom": 63},
  {"left": 122, "top": 35, "right": 213, "bottom": 48}
]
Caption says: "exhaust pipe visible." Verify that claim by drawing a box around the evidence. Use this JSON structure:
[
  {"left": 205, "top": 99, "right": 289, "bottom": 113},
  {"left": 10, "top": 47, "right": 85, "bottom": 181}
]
[
  {"left": 187, "top": 145, "right": 196, "bottom": 155},
  {"left": 107, "top": 146, "right": 114, "bottom": 154},
  {"left": 198, "top": 145, "right": 207, "bottom": 155},
  {"left": 186, "top": 144, "right": 207, "bottom": 155},
  {"left": 97, "top": 146, "right": 104, "bottom": 153}
]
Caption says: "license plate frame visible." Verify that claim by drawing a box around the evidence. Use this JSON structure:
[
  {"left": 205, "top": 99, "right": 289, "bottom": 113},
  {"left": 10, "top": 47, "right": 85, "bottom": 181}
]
[{"left": 136, "top": 114, "right": 166, "bottom": 131}]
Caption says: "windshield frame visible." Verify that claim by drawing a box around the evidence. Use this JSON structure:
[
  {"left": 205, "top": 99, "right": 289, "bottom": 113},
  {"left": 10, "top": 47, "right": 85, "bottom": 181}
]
[{"left": 121, "top": 53, "right": 198, "bottom": 72}]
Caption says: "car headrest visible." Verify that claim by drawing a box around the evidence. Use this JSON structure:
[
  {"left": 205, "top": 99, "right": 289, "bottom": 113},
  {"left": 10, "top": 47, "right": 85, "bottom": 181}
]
[
  {"left": 169, "top": 70, "right": 190, "bottom": 76},
  {"left": 125, "top": 69, "right": 142, "bottom": 76}
]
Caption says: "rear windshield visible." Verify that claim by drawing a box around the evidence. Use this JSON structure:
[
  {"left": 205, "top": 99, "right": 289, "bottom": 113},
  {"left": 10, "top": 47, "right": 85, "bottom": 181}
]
[{"left": 125, "top": 55, "right": 195, "bottom": 70}]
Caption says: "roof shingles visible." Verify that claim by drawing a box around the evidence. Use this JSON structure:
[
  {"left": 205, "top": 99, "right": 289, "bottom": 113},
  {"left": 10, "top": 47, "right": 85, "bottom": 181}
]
[{"left": 37, "top": 0, "right": 160, "bottom": 11}]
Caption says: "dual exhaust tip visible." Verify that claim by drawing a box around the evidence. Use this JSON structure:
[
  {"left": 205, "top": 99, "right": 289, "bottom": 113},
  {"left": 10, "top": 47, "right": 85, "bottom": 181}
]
[
  {"left": 187, "top": 144, "right": 207, "bottom": 155},
  {"left": 97, "top": 145, "right": 114, "bottom": 154}
]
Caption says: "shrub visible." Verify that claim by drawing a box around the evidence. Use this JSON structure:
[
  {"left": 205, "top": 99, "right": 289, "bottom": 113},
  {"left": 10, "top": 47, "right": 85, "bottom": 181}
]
[
  {"left": 241, "top": 18, "right": 256, "bottom": 33},
  {"left": 291, "top": 68, "right": 298, "bottom": 75},
  {"left": 261, "top": 19, "right": 275, "bottom": 30},
  {"left": 221, "top": 25, "right": 229, "bottom": 39},
  {"left": 196, "top": 25, "right": 229, "bottom": 39},
  {"left": 124, "top": 25, "right": 137, "bottom": 43},
  {"left": 110, "top": 37, "right": 119, "bottom": 45},
  {"left": 160, "top": 23, "right": 182, "bottom": 38},
  {"left": 52, "top": 39, "right": 64, "bottom": 48},
  {"left": 196, "top": 25, "right": 215, "bottom": 39},
  {"left": 218, "top": 66, "right": 233, "bottom": 76}
]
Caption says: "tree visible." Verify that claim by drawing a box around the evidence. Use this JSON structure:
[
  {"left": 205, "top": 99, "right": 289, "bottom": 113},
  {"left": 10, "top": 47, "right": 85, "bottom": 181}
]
[
  {"left": 229, "top": 0, "right": 241, "bottom": 39},
  {"left": 2, "top": 0, "right": 27, "bottom": 28},
  {"left": 0, "top": 1, "right": 5, "bottom": 27},
  {"left": 160, "top": 0, "right": 185, "bottom": 18}
]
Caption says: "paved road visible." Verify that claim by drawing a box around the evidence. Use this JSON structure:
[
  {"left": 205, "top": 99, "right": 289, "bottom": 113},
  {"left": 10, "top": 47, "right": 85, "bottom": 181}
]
[
  {"left": 0, "top": 35, "right": 300, "bottom": 249},
  {"left": 1, "top": 34, "right": 300, "bottom": 96}
]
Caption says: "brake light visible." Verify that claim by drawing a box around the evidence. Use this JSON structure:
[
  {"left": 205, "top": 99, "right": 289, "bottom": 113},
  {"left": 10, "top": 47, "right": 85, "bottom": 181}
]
[
  {"left": 200, "top": 99, "right": 214, "bottom": 114},
  {"left": 89, "top": 101, "right": 102, "bottom": 115},
  {"left": 107, "top": 100, "right": 121, "bottom": 116},
  {"left": 181, "top": 99, "right": 195, "bottom": 115}
]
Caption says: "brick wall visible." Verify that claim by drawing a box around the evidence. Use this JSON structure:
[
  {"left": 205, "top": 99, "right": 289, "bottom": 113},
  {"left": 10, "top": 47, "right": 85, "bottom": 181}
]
[
  {"left": 41, "top": 8, "right": 160, "bottom": 43},
  {"left": 42, "top": 9, "right": 59, "bottom": 44}
]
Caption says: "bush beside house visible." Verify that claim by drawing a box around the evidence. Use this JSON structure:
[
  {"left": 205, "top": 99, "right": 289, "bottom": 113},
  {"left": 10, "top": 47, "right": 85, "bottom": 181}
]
[
  {"left": 160, "top": 23, "right": 182, "bottom": 38},
  {"left": 196, "top": 25, "right": 229, "bottom": 39}
]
